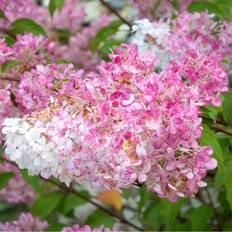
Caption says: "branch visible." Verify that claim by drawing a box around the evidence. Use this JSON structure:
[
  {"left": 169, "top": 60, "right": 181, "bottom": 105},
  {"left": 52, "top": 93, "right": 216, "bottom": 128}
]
[
  {"left": 99, "top": 0, "right": 132, "bottom": 29},
  {"left": 0, "top": 156, "right": 143, "bottom": 231},
  {"left": 210, "top": 125, "right": 232, "bottom": 137},
  {"left": 0, "top": 75, "right": 20, "bottom": 82},
  {"left": 0, "top": 28, "right": 16, "bottom": 39}
]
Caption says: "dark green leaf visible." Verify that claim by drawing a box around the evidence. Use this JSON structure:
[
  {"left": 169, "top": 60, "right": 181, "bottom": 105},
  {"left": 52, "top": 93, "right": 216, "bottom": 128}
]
[
  {"left": 55, "top": 28, "right": 71, "bottom": 44},
  {"left": 32, "top": 191, "right": 63, "bottom": 218},
  {"left": 0, "top": 172, "right": 14, "bottom": 189},
  {"left": 222, "top": 91, "right": 232, "bottom": 125},
  {"left": 4, "top": 36, "right": 16, "bottom": 46},
  {"left": 188, "top": 1, "right": 224, "bottom": 16},
  {"left": 0, "top": 10, "right": 5, "bottom": 19},
  {"left": 1, "top": 60, "right": 22, "bottom": 73},
  {"left": 10, "top": 18, "right": 47, "bottom": 36}
]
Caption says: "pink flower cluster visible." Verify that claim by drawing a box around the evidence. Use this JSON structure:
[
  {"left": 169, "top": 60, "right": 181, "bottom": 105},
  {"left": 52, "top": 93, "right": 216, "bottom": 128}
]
[
  {"left": 170, "top": 49, "right": 228, "bottom": 106},
  {"left": 0, "top": 33, "right": 54, "bottom": 78},
  {"left": 0, "top": 33, "right": 55, "bottom": 139},
  {"left": 15, "top": 63, "right": 83, "bottom": 113},
  {"left": 0, "top": 85, "right": 13, "bottom": 141},
  {"left": 0, "top": 0, "right": 47, "bottom": 29},
  {"left": 131, "top": 11, "right": 232, "bottom": 79},
  {"left": 168, "top": 11, "right": 232, "bottom": 72},
  {"left": 0, "top": 0, "right": 111, "bottom": 72},
  {"left": 0, "top": 159, "right": 35, "bottom": 204},
  {"left": 0, "top": 213, "right": 48, "bottom": 231},
  {"left": 62, "top": 224, "right": 117, "bottom": 232},
  {"left": 3, "top": 44, "right": 222, "bottom": 201}
]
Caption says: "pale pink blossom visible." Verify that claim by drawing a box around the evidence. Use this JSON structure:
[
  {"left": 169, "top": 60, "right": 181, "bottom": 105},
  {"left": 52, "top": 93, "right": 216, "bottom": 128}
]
[{"left": 0, "top": 213, "right": 48, "bottom": 231}]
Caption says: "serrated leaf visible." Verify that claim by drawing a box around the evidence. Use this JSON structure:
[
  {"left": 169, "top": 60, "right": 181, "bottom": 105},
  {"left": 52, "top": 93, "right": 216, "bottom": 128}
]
[
  {"left": 32, "top": 191, "right": 63, "bottom": 218},
  {"left": 188, "top": 1, "right": 224, "bottom": 16},
  {"left": 0, "top": 172, "right": 14, "bottom": 189},
  {"left": 10, "top": 18, "right": 47, "bottom": 36},
  {"left": 97, "top": 189, "right": 122, "bottom": 210},
  {"left": 1, "top": 60, "right": 22, "bottom": 73},
  {"left": 63, "top": 194, "right": 85, "bottom": 214}
]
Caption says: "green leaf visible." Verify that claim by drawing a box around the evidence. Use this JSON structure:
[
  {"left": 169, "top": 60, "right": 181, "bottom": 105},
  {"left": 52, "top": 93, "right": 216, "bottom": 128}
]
[
  {"left": 10, "top": 18, "right": 47, "bottom": 36},
  {"left": 49, "top": 0, "right": 56, "bottom": 17},
  {"left": 20, "top": 169, "right": 40, "bottom": 190},
  {"left": 86, "top": 209, "right": 115, "bottom": 228},
  {"left": 90, "top": 20, "right": 122, "bottom": 52},
  {"left": 190, "top": 205, "right": 213, "bottom": 230},
  {"left": 0, "top": 10, "right": 6, "bottom": 19},
  {"left": 0, "top": 172, "right": 14, "bottom": 189},
  {"left": 32, "top": 191, "right": 63, "bottom": 218},
  {"left": 45, "top": 223, "right": 65, "bottom": 231},
  {"left": 62, "top": 194, "right": 86, "bottom": 214},
  {"left": 199, "top": 125, "right": 232, "bottom": 208},
  {"left": 55, "top": 28, "right": 71, "bottom": 44},
  {"left": 159, "top": 199, "right": 185, "bottom": 230},
  {"left": 222, "top": 91, "right": 232, "bottom": 125},
  {"left": 143, "top": 206, "right": 160, "bottom": 230},
  {"left": 49, "top": 0, "right": 65, "bottom": 17},
  {"left": 1, "top": 60, "right": 22, "bottom": 73},
  {"left": 188, "top": 1, "right": 224, "bottom": 16},
  {"left": 199, "top": 124, "right": 224, "bottom": 168},
  {"left": 4, "top": 36, "right": 16, "bottom": 46}
]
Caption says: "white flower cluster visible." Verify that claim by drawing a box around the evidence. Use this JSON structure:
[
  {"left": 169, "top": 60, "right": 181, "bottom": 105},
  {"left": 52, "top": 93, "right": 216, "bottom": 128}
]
[
  {"left": 130, "top": 18, "right": 171, "bottom": 68},
  {"left": 2, "top": 117, "right": 73, "bottom": 185}
]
